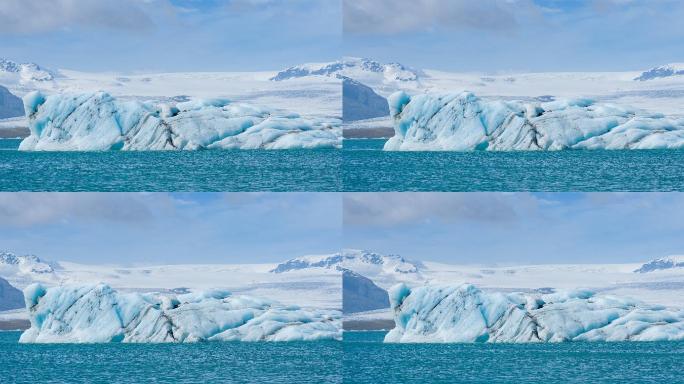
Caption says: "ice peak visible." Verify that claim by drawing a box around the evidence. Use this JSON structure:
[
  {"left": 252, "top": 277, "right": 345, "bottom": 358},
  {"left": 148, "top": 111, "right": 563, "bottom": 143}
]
[
  {"left": 634, "top": 255, "right": 684, "bottom": 273},
  {"left": 634, "top": 63, "right": 684, "bottom": 81},
  {"left": 0, "top": 58, "right": 21, "bottom": 72},
  {"left": 270, "top": 57, "right": 421, "bottom": 83},
  {"left": 270, "top": 249, "right": 423, "bottom": 275},
  {"left": 1, "top": 250, "right": 39, "bottom": 265},
  {"left": 0, "top": 250, "right": 57, "bottom": 274},
  {"left": 0, "top": 58, "right": 56, "bottom": 82}
]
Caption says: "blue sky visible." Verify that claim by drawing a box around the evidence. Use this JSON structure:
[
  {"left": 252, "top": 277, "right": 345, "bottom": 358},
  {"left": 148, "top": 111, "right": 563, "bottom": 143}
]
[
  {"left": 2, "top": 192, "right": 682, "bottom": 265},
  {"left": 344, "top": 0, "right": 684, "bottom": 72},
  {"left": 344, "top": 193, "right": 684, "bottom": 264},
  {"left": 0, "top": 193, "right": 341, "bottom": 264},
  {"left": 3, "top": 1, "right": 680, "bottom": 73},
  {"left": 0, "top": 0, "right": 341, "bottom": 72}
]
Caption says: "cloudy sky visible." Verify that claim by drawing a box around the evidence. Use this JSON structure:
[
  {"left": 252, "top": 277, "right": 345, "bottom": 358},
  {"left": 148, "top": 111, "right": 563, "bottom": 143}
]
[
  {"left": 2, "top": 192, "right": 682, "bottom": 265},
  {"left": 344, "top": 193, "right": 684, "bottom": 264},
  {"left": 2, "top": 1, "right": 680, "bottom": 73},
  {"left": 0, "top": 0, "right": 341, "bottom": 72},
  {"left": 0, "top": 193, "right": 341, "bottom": 264},
  {"left": 344, "top": 0, "right": 684, "bottom": 72}
]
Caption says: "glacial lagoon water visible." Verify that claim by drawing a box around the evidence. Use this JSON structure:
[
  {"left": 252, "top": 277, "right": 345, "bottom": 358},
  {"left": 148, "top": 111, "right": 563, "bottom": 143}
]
[
  {"left": 3, "top": 138, "right": 684, "bottom": 191},
  {"left": 0, "top": 139, "right": 341, "bottom": 191},
  {"left": 342, "top": 139, "right": 684, "bottom": 191},
  {"left": 343, "top": 331, "right": 684, "bottom": 384},
  {"left": 0, "top": 331, "right": 342, "bottom": 384},
  {"left": 2, "top": 330, "right": 681, "bottom": 383}
]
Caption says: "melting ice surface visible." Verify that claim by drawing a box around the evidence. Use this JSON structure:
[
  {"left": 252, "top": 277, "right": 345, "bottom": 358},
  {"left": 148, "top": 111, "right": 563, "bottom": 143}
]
[
  {"left": 19, "top": 91, "right": 341, "bottom": 150},
  {"left": 384, "top": 91, "right": 684, "bottom": 151},
  {"left": 385, "top": 284, "right": 684, "bottom": 343},
  {"left": 20, "top": 284, "right": 341, "bottom": 343}
]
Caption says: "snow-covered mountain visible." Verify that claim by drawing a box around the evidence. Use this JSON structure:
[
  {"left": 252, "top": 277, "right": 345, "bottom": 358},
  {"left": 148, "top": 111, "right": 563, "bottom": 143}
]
[
  {"left": 271, "top": 57, "right": 422, "bottom": 88},
  {"left": 348, "top": 62, "right": 684, "bottom": 118},
  {"left": 0, "top": 251, "right": 58, "bottom": 274},
  {"left": 342, "top": 76, "right": 389, "bottom": 122},
  {"left": 4, "top": 248, "right": 684, "bottom": 320},
  {"left": 0, "top": 85, "right": 23, "bottom": 119},
  {"left": 0, "top": 250, "right": 340, "bottom": 310},
  {"left": 0, "top": 277, "right": 24, "bottom": 311},
  {"left": 634, "top": 256, "right": 684, "bottom": 273},
  {"left": 634, "top": 63, "right": 684, "bottom": 81},
  {"left": 0, "top": 251, "right": 61, "bottom": 289},
  {"left": 0, "top": 58, "right": 340, "bottom": 120},
  {"left": 342, "top": 269, "right": 389, "bottom": 314},
  {"left": 290, "top": 250, "right": 684, "bottom": 311},
  {"left": 271, "top": 249, "right": 423, "bottom": 278},
  {"left": 0, "top": 58, "right": 56, "bottom": 83}
]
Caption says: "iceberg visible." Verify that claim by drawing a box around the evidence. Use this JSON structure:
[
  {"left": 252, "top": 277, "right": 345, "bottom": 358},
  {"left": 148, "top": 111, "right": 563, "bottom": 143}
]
[
  {"left": 384, "top": 91, "right": 684, "bottom": 151},
  {"left": 385, "top": 284, "right": 684, "bottom": 343},
  {"left": 19, "top": 283, "right": 341, "bottom": 343},
  {"left": 18, "top": 91, "right": 341, "bottom": 151}
]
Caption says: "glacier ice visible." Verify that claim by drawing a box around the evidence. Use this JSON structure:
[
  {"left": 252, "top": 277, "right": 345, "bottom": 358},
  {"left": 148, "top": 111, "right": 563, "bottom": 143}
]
[
  {"left": 19, "top": 283, "right": 341, "bottom": 343},
  {"left": 385, "top": 284, "right": 684, "bottom": 343},
  {"left": 388, "top": 282, "right": 411, "bottom": 309},
  {"left": 384, "top": 91, "right": 684, "bottom": 151},
  {"left": 18, "top": 91, "right": 341, "bottom": 151}
]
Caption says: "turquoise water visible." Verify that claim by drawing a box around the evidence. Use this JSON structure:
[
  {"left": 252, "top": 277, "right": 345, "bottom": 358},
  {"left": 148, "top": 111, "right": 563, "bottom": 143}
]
[
  {"left": 2, "top": 330, "right": 682, "bottom": 383},
  {"left": 0, "top": 140, "right": 340, "bottom": 191},
  {"left": 4, "top": 138, "right": 684, "bottom": 191},
  {"left": 0, "top": 331, "right": 341, "bottom": 383},
  {"left": 344, "top": 331, "right": 684, "bottom": 383},
  {"left": 0, "top": 139, "right": 20, "bottom": 150},
  {"left": 343, "top": 139, "right": 684, "bottom": 191}
]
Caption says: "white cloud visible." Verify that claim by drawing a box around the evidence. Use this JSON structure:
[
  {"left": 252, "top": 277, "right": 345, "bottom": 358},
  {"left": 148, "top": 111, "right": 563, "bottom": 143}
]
[
  {"left": 343, "top": 192, "right": 684, "bottom": 232},
  {"left": 0, "top": 193, "right": 177, "bottom": 226},
  {"left": 343, "top": 0, "right": 542, "bottom": 35},
  {"left": 225, "top": 0, "right": 281, "bottom": 11},
  {"left": 0, "top": 0, "right": 166, "bottom": 34},
  {"left": 343, "top": 192, "right": 542, "bottom": 226}
]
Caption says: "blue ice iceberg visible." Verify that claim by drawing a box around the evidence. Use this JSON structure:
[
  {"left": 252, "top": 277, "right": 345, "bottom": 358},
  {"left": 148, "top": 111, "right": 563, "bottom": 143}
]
[
  {"left": 19, "top": 284, "right": 341, "bottom": 343},
  {"left": 384, "top": 91, "right": 684, "bottom": 151},
  {"left": 19, "top": 91, "right": 341, "bottom": 150},
  {"left": 385, "top": 284, "right": 684, "bottom": 343}
]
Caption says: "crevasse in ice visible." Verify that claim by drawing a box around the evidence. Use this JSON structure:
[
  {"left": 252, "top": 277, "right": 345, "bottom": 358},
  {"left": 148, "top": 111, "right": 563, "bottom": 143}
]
[
  {"left": 19, "top": 91, "right": 341, "bottom": 150},
  {"left": 384, "top": 91, "right": 684, "bottom": 151},
  {"left": 385, "top": 284, "right": 684, "bottom": 343},
  {"left": 20, "top": 283, "right": 342, "bottom": 343}
]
